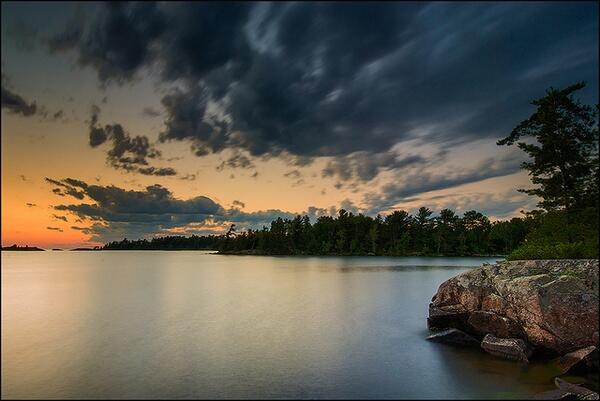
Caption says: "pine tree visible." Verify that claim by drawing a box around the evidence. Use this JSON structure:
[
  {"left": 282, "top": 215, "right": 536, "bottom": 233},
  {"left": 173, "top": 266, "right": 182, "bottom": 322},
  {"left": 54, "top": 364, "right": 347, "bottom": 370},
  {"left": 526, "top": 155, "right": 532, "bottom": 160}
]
[{"left": 497, "top": 82, "right": 599, "bottom": 211}]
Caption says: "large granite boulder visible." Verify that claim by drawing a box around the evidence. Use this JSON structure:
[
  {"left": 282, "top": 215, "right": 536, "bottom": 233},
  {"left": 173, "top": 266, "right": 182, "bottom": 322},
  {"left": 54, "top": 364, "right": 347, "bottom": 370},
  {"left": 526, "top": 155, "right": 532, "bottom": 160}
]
[{"left": 428, "top": 259, "right": 599, "bottom": 356}]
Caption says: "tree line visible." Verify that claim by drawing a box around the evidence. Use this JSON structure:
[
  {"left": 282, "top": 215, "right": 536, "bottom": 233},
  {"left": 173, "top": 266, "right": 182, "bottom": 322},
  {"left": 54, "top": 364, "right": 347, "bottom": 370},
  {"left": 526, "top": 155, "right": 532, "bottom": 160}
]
[
  {"left": 217, "top": 208, "right": 536, "bottom": 256},
  {"left": 104, "top": 82, "right": 598, "bottom": 259},
  {"left": 103, "top": 208, "right": 533, "bottom": 256}
]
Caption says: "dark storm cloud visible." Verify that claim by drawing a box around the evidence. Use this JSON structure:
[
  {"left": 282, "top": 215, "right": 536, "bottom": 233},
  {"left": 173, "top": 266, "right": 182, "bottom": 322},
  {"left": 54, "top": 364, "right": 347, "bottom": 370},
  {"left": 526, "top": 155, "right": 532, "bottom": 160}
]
[
  {"left": 158, "top": 87, "right": 230, "bottom": 157},
  {"left": 136, "top": 167, "right": 177, "bottom": 176},
  {"left": 50, "top": 180, "right": 222, "bottom": 216},
  {"left": 49, "top": 2, "right": 166, "bottom": 85},
  {"left": 45, "top": 177, "right": 87, "bottom": 199},
  {"left": 62, "top": 178, "right": 89, "bottom": 189},
  {"left": 2, "top": 74, "right": 70, "bottom": 119},
  {"left": 158, "top": 2, "right": 253, "bottom": 84},
  {"left": 1, "top": 83, "right": 37, "bottom": 116},
  {"left": 87, "top": 106, "right": 177, "bottom": 176},
  {"left": 46, "top": 226, "right": 63, "bottom": 232},
  {"left": 48, "top": 2, "right": 598, "bottom": 180},
  {"left": 88, "top": 105, "right": 107, "bottom": 146},
  {"left": 46, "top": 178, "right": 338, "bottom": 241}
]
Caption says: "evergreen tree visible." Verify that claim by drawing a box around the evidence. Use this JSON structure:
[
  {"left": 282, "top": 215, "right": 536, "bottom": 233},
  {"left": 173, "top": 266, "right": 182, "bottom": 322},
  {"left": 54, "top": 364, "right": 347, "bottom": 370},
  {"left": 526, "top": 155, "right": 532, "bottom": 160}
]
[{"left": 497, "top": 82, "right": 599, "bottom": 211}]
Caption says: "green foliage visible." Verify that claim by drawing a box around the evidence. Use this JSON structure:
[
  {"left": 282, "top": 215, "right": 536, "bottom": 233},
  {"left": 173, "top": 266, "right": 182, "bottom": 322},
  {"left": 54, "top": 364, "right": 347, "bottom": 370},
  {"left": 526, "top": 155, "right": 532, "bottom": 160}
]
[
  {"left": 497, "top": 82, "right": 599, "bottom": 260},
  {"left": 497, "top": 82, "right": 599, "bottom": 211},
  {"left": 104, "top": 208, "right": 536, "bottom": 256},
  {"left": 507, "top": 241, "right": 597, "bottom": 260},
  {"left": 507, "top": 207, "right": 599, "bottom": 260}
]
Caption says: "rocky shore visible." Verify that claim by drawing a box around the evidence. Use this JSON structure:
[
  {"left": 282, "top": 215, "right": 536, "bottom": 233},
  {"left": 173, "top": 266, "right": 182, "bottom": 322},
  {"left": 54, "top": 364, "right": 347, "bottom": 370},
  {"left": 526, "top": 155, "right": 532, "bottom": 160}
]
[{"left": 427, "top": 259, "right": 599, "bottom": 399}]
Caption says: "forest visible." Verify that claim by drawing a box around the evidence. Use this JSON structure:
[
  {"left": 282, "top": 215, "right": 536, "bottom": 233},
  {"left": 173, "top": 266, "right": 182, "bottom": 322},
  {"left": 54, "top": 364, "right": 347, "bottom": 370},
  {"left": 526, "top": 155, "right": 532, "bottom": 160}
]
[
  {"left": 102, "top": 206, "right": 598, "bottom": 258},
  {"left": 104, "top": 82, "right": 598, "bottom": 259},
  {"left": 103, "top": 209, "right": 532, "bottom": 256}
]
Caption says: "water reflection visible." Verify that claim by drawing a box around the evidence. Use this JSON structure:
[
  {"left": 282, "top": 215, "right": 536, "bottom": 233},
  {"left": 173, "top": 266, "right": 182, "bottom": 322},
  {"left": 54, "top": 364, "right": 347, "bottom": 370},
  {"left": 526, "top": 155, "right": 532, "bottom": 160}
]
[
  {"left": 336, "top": 264, "right": 481, "bottom": 273},
  {"left": 2, "top": 252, "right": 557, "bottom": 399}
]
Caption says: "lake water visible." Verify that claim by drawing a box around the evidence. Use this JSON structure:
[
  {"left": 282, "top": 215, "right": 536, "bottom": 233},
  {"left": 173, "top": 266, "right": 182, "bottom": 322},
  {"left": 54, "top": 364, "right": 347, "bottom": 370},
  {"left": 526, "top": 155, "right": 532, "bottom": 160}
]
[{"left": 2, "top": 252, "right": 561, "bottom": 399}]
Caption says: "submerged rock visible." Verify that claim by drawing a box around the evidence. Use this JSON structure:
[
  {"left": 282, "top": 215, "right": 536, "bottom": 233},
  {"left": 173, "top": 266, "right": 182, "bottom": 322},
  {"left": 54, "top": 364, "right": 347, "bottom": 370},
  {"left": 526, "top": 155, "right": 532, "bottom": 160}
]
[
  {"left": 533, "top": 380, "right": 599, "bottom": 401},
  {"left": 426, "top": 328, "right": 480, "bottom": 347},
  {"left": 554, "top": 378, "right": 599, "bottom": 400},
  {"left": 428, "top": 259, "right": 599, "bottom": 356},
  {"left": 554, "top": 346, "right": 599, "bottom": 375},
  {"left": 532, "top": 389, "right": 580, "bottom": 400},
  {"left": 481, "top": 334, "right": 532, "bottom": 363}
]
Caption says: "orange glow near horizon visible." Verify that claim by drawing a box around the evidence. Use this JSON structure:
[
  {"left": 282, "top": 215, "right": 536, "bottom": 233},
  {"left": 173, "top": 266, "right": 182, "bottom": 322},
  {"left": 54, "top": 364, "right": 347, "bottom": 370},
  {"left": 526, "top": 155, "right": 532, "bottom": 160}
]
[{"left": 1, "top": 108, "right": 535, "bottom": 248}]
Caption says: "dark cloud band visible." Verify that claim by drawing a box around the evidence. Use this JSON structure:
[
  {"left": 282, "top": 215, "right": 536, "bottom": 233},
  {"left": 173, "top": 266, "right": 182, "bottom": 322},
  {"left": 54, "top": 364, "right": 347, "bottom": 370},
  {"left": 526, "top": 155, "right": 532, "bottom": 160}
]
[
  {"left": 46, "top": 2, "right": 597, "bottom": 176},
  {"left": 46, "top": 177, "right": 335, "bottom": 241}
]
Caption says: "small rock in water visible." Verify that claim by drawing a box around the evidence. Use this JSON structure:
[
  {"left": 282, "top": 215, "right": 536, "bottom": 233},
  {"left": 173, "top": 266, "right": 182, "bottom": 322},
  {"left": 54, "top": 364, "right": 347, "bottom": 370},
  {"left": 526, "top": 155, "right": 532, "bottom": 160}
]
[
  {"left": 427, "top": 304, "right": 470, "bottom": 331},
  {"left": 426, "top": 328, "right": 480, "bottom": 347},
  {"left": 554, "top": 378, "right": 599, "bottom": 401},
  {"left": 532, "top": 389, "right": 579, "bottom": 400},
  {"left": 480, "top": 333, "right": 532, "bottom": 363},
  {"left": 554, "top": 346, "right": 598, "bottom": 375}
]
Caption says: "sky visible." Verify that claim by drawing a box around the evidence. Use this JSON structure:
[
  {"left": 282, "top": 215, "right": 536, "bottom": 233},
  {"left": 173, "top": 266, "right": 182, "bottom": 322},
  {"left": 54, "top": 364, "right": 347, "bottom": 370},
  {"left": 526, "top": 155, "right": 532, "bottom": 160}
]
[{"left": 1, "top": 1, "right": 598, "bottom": 248}]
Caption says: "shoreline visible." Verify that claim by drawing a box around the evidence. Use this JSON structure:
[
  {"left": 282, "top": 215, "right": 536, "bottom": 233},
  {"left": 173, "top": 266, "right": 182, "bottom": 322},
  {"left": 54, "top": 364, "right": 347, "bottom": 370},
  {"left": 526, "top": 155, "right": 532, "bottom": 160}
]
[
  {"left": 3, "top": 247, "right": 507, "bottom": 258},
  {"left": 426, "top": 259, "right": 599, "bottom": 397}
]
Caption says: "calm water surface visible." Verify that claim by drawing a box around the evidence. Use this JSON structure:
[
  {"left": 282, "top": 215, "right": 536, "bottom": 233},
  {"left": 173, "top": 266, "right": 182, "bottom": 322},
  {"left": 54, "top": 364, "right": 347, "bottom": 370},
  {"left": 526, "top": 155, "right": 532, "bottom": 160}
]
[{"left": 2, "top": 252, "right": 561, "bottom": 399}]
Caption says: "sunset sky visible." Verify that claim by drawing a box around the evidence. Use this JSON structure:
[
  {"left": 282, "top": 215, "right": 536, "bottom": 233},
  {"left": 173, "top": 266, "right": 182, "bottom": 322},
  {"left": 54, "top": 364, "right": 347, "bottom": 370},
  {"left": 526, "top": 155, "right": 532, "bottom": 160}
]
[{"left": 1, "top": 1, "right": 598, "bottom": 248}]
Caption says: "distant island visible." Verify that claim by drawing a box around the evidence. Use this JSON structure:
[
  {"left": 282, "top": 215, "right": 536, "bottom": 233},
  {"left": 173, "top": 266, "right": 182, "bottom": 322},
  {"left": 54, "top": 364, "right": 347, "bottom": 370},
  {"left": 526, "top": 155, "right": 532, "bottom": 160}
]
[{"left": 2, "top": 244, "right": 45, "bottom": 251}]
